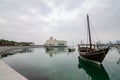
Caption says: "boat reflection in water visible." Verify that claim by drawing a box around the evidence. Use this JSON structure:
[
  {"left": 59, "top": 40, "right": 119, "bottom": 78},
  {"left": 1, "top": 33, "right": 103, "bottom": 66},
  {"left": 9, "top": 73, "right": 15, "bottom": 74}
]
[
  {"left": 78, "top": 56, "right": 110, "bottom": 80},
  {"left": 45, "top": 47, "right": 67, "bottom": 57}
]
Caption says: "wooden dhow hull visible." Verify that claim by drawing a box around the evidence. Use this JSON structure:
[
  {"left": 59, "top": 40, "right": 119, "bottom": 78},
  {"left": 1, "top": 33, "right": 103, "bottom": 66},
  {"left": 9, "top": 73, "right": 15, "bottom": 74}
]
[
  {"left": 78, "top": 47, "right": 95, "bottom": 52},
  {"left": 78, "top": 47, "right": 109, "bottom": 64}
]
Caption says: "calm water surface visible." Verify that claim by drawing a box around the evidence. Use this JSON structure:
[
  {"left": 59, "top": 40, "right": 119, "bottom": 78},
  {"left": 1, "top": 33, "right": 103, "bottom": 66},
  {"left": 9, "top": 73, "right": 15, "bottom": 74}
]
[{"left": 1, "top": 47, "right": 120, "bottom": 80}]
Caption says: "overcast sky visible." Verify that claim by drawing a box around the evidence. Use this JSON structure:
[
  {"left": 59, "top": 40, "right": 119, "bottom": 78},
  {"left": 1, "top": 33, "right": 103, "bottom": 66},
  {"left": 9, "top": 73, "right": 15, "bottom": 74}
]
[{"left": 0, "top": 0, "right": 120, "bottom": 45}]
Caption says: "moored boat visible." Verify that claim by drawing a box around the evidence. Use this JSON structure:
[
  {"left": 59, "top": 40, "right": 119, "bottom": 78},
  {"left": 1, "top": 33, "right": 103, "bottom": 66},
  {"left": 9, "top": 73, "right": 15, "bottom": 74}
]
[
  {"left": 68, "top": 47, "right": 75, "bottom": 52},
  {"left": 78, "top": 14, "right": 109, "bottom": 64}
]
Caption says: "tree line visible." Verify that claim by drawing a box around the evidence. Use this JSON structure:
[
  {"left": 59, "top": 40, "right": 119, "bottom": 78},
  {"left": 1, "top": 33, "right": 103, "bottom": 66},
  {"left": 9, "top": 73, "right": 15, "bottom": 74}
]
[{"left": 0, "top": 39, "right": 34, "bottom": 46}]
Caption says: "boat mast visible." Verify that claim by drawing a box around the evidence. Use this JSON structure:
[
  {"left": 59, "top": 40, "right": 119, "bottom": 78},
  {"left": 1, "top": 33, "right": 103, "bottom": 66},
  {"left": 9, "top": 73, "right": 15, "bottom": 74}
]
[{"left": 87, "top": 14, "right": 92, "bottom": 49}]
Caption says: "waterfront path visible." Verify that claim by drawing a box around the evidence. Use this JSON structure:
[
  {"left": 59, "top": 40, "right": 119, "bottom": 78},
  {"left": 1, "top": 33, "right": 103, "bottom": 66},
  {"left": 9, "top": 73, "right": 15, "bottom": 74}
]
[
  {"left": 0, "top": 46, "right": 42, "bottom": 80},
  {"left": 0, "top": 60, "right": 27, "bottom": 80}
]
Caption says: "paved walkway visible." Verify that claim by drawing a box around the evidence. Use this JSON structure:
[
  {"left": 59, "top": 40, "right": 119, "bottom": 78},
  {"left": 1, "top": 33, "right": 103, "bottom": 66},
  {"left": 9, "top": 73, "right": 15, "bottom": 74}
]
[
  {"left": 0, "top": 46, "right": 41, "bottom": 80},
  {"left": 0, "top": 60, "right": 27, "bottom": 80}
]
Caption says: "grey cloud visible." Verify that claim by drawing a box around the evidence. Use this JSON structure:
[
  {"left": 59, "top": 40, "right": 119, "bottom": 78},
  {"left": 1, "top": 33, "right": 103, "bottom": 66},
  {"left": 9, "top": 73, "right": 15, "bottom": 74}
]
[{"left": 0, "top": 0, "right": 120, "bottom": 45}]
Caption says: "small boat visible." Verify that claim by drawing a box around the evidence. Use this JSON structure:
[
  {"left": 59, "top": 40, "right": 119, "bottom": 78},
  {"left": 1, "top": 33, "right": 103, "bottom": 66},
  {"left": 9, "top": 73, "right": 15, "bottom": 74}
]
[
  {"left": 68, "top": 47, "right": 75, "bottom": 52},
  {"left": 78, "top": 14, "right": 109, "bottom": 64},
  {"left": 46, "top": 47, "right": 54, "bottom": 51}
]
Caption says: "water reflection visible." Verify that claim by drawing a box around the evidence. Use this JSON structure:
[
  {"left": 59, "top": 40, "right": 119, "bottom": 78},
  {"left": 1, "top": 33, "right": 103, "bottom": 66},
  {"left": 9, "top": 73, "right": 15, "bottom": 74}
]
[
  {"left": 117, "top": 47, "right": 120, "bottom": 53},
  {"left": 45, "top": 47, "right": 67, "bottom": 57},
  {"left": 0, "top": 48, "right": 33, "bottom": 59},
  {"left": 78, "top": 56, "right": 110, "bottom": 80}
]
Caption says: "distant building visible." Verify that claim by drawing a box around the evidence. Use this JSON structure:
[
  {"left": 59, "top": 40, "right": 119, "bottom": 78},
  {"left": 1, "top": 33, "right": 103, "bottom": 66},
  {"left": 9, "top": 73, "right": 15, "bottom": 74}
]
[{"left": 44, "top": 37, "right": 67, "bottom": 47}]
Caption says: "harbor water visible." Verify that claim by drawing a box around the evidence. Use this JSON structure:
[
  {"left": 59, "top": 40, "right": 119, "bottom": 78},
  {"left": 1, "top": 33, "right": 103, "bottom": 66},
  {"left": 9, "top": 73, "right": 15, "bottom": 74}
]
[{"left": 1, "top": 47, "right": 120, "bottom": 80}]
